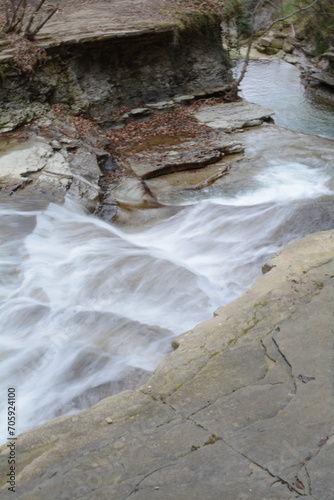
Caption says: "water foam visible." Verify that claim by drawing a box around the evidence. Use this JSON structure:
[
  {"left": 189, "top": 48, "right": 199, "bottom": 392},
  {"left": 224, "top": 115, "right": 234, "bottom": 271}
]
[{"left": 0, "top": 162, "right": 332, "bottom": 441}]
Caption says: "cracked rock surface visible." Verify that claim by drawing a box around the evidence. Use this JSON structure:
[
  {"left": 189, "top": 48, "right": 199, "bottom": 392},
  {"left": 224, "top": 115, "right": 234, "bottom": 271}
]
[
  {"left": 194, "top": 101, "right": 275, "bottom": 132},
  {"left": 0, "top": 230, "right": 333, "bottom": 499},
  {"left": 0, "top": 137, "right": 102, "bottom": 212}
]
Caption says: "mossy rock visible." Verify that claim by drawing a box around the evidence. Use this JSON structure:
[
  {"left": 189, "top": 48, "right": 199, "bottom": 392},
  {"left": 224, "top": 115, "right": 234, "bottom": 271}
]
[{"left": 271, "top": 38, "right": 284, "bottom": 49}]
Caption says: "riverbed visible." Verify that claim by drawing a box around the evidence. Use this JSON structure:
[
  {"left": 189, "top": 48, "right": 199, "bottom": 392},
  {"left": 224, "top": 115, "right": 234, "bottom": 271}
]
[{"left": 1, "top": 59, "right": 333, "bottom": 442}]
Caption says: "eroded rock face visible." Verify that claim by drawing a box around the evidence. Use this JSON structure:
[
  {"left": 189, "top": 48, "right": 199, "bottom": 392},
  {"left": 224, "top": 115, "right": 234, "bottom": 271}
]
[
  {"left": 0, "top": 22, "right": 232, "bottom": 132},
  {"left": 0, "top": 229, "right": 333, "bottom": 500}
]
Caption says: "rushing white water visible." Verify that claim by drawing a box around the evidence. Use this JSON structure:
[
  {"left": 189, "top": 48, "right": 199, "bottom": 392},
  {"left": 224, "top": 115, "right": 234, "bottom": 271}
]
[{"left": 0, "top": 160, "right": 333, "bottom": 441}]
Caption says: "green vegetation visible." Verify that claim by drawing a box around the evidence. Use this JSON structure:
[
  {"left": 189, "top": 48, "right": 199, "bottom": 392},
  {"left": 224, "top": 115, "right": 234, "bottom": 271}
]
[
  {"left": 167, "top": 0, "right": 223, "bottom": 42},
  {"left": 297, "top": 0, "right": 334, "bottom": 53},
  {"left": 221, "top": 0, "right": 260, "bottom": 39},
  {"left": 279, "top": 0, "right": 334, "bottom": 53}
]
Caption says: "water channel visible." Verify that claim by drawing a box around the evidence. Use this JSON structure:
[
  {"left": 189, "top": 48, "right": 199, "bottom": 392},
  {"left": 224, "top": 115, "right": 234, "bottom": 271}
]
[{"left": 1, "top": 59, "right": 334, "bottom": 441}]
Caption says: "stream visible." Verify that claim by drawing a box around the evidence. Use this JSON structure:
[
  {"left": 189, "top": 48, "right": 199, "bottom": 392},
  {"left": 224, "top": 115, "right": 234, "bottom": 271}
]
[{"left": 1, "top": 59, "right": 334, "bottom": 442}]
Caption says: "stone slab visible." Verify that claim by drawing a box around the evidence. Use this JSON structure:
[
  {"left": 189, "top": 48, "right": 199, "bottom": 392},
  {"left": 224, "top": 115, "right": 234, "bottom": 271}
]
[
  {"left": 125, "top": 132, "right": 244, "bottom": 179},
  {"left": 194, "top": 100, "right": 275, "bottom": 132}
]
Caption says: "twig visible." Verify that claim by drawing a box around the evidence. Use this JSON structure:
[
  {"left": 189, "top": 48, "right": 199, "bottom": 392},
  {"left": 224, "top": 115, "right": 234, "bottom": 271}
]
[
  {"left": 236, "top": 0, "right": 321, "bottom": 86},
  {"left": 25, "top": 5, "right": 58, "bottom": 39}
]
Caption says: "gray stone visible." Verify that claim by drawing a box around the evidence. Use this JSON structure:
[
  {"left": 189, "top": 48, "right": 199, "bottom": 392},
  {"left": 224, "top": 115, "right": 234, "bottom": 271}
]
[
  {"left": 129, "top": 107, "right": 152, "bottom": 118},
  {"left": 123, "top": 130, "right": 243, "bottom": 180},
  {"left": 50, "top": 140, "right": 62, "bottom": 150},
  {"left": 173, "top": 95, "right": 195, "bottom": 105},
  {"left": 112, "top": 177, "right": 161, "bottom": 209},
  {"left": 258, "top": 36, "right": 272, "bottom": 47},
  {"left": 283, "top": 40, "right": 294, "bottom": 53},
  {"left": 128, "top": 148, "right": 223, "bottom": 179},
  {"left": 0, "top": 137, "right": 102, "bottom": 212},
  {"left": 284, "top": 54, "right": 298, "bottom": 64},
  {"left": 271, "top": 37, "right": 284, "bottom": 49},
  {"left": 310, "top": 71, "right": 334, "bottom": 88},
  {"left": 0, "top": 139, "right": 53, "bottom": 180},
  {"left": 0, "top": 5, "right": 232, "bottom": 121},
  {"left": 321, "top": 51, "right": 334, "bottom": 62},
  {"left": 194, "top": 100, "right": 275, "bottom": 132},
  {"left": 146, "top": 101, "right": 175, "bottom": 112}
]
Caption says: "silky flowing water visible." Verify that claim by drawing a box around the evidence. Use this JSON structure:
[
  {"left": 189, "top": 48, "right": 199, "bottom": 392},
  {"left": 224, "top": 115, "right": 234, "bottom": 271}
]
[{"left": 1, "top": 59, "right": 334, "bottom": 441}]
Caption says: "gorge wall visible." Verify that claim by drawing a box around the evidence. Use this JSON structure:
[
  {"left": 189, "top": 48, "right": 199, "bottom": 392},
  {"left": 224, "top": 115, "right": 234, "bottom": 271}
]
[{"left": 0, "top": 23, "right": 232, "bottom": 131}]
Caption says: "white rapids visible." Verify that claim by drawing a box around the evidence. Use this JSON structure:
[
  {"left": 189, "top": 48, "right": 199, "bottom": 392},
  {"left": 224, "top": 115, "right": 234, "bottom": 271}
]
[{"left": 0, "top": 160, "right": 332, "bottom": 441}]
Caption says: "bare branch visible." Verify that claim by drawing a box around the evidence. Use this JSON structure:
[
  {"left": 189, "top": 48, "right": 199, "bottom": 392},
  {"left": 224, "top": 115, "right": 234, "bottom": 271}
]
[
  {"left": 23, "top": 0, "right": 49, "bottom": 35},
  {"left": 7, "top": 0, "right": 26, "bottom": 32},
  {"left": 2, "top": 0, "right": 59, "bottom": 38},
  {"left": 25, "top": 5, "right": 58, "bottom": 39},
  {"left": 236, "top": 0, "right": 321, "bottom": 86},
  {"left": 4, "top": 1, "right": 11, "bottom": 26},
  {"left": 264, "top": 0, "right": 320, "bottom": 33},
  {"left": 236, "top": 0, "right": 265, "bottom": 85}
]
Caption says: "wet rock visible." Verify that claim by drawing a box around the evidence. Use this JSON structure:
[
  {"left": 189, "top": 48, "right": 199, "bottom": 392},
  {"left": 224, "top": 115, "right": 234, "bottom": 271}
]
[
  {"left": 36, "top": 151, "right": 73, "bottom": 191},
  {"left": 128, "top": 148, "right": 223, "bottom": 179},
  {"left": 146, "top": 101, "right": 175, "bottom": 112},
  {"left": 66, "top": 148, "right": 102, "bottom": 211},
  {"left": 0, "top": 137, "right": 102, "bottom": 211},
  {"left": 284, "top": 54, "right": 298, "bottom": 64},
  {"left": 102, "top": 156, "right": 119, "bottom": 174},
  {"left": 67, "top": 148, "right": 101, "bottom": 184},
  {"left": 194, "top": 100, "right": 275, "bottom": 132},
  {"left": 0, "top": 138, "right": 53, "bottom": 182},
  {"left": 309, "top": 71, "right": 334, "bottom": 88},
  {"left": 124, "top": 131, "right": 243, "bottom": 180},
  {"left": 129, "top": 108, "right": 152, "bottom": 120},
  {"left": 145, "top": 161, "right": 232, "bottom": 205},
  {"left": 173, "top": 95, "right": 195, "bottom": 105},
  {"left": 112, "top": 177, "right": 161, "bottom": 208}
]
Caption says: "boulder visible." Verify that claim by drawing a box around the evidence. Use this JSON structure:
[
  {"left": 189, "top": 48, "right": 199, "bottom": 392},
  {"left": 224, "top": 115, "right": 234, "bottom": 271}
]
[
  {"left": 283, "top": 40, "right": 294, "bottom": 54},
  {"left": 0, "top": 137, "right": 102, "bottom": 211},
  {"left": 112, "top": 177, "right": 161, "bottom": 208},
  {"left": 258, "top": 36, "right": 272, "bottom": 47},
  {"left": 123, "top": 132, "right": 244, "bottom": 180},
  {"left": 194, "top": 100, "right": 275, "bottom": 132},
  {"left": 271, "top": 37, "right": 285, "bottom": 49}
]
